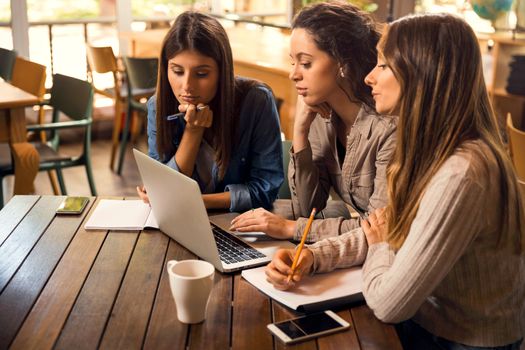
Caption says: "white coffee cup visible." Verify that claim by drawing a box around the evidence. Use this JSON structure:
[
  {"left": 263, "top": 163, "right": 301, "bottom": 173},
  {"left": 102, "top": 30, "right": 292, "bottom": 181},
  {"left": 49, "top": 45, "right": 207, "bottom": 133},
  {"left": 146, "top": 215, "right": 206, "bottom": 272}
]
[{"left": 166, "top": 259, "right": 215, "bottom": 324}]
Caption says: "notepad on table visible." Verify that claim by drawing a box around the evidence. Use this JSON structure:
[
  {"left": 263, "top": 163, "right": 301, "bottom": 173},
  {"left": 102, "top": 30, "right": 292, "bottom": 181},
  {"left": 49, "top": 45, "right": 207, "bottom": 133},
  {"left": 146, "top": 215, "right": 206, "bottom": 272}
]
[
  {"left": 241, "top": 265, "right": 363, "bottom": 312},
  {"left": 84, "top": 199, "right": 159, "bottom": 230}
]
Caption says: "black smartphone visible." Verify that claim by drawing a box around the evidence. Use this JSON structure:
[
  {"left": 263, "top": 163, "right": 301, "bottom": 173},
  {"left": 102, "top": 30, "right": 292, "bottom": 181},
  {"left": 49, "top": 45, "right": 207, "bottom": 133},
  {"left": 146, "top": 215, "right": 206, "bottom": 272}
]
[
  {"left": 56, "top": 196, "right": 89, "bottom": 215},
  {"left": 267, "top": 310, "right": 350, "bottom": 345}
]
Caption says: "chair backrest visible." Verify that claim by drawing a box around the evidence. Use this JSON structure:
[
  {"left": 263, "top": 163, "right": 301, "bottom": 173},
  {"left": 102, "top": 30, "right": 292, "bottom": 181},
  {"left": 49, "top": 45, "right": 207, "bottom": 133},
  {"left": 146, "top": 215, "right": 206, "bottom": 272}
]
[
  {"left": 11, "top": 57, "right": 46, "bottom": 99},
  {"left": 50, "top": 74, "right": 94, "bottom": 121},
  {"left": 0, "top": 47, "right": 17, "bottom": 81},
  {"left": 278, "top": 140, "right": 292, "bottom": 199},
  {"left": 86, "top": 45, "right": 121, "bottom": 98},
  {"left": 122, "top": 56, "right": 158, "bottom": 94},
  {"left": 86, "top": 45, "right": 118, "bottom": 73},
  {"left": 507, "top": 113, "right": 525, "bottom": 181}
]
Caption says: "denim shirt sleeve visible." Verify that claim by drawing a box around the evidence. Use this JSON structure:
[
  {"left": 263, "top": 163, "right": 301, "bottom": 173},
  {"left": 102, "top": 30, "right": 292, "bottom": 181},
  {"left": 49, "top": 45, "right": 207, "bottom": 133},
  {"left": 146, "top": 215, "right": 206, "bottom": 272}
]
[
  {"left": 225, "top": 86, "right": 284, "bottom": 212},
  {"left": 147, "top": 95, "right": 181, "bottom": 171},
  {"left": 147, "top": 96, "right": 160, "bottom": 161}
]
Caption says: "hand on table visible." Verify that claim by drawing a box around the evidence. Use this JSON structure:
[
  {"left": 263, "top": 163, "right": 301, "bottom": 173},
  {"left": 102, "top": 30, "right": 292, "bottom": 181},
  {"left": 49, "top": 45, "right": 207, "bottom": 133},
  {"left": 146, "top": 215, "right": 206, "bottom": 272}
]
[{"left": 229, "top": 208, "right": 296, "bottom": 240}]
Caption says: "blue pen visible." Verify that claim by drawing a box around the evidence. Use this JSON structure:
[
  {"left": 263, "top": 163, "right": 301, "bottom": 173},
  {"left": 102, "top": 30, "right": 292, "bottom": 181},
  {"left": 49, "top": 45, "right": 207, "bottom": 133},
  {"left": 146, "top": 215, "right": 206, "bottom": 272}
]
[{"left": 166, "top": 105, "right": 207, "bottom": 121}]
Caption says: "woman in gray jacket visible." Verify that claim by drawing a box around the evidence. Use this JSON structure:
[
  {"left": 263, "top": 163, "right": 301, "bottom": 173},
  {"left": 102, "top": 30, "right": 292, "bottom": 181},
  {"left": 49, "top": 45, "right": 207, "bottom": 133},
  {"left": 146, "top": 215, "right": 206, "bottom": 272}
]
[{"left": 231, "top": 1, "right": 397, "bottom": 243}]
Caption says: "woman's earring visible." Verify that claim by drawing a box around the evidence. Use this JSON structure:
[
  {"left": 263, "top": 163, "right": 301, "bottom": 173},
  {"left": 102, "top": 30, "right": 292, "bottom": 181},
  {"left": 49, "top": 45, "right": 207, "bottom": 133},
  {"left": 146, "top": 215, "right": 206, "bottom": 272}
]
[{"left": 339, "top": 67, "right": 345, "bottom": 78}]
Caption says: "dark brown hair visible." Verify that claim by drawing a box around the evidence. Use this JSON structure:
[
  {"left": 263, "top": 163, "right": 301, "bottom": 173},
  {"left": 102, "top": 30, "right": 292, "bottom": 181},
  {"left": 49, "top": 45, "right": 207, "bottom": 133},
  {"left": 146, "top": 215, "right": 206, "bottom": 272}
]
[
  {"left": 292, "top": 1, "right": 380, "bottom": 109},
  {"left": 156, "top": 11, "right": 237, "bottom": 179}
]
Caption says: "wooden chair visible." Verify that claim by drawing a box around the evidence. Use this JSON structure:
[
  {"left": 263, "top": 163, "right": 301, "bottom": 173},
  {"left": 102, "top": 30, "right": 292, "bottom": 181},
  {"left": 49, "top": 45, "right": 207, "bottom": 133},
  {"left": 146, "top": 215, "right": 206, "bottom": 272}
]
[
  {"left": 11, "top": 57, "right": 46, "bottom": 137},
  {"left": 506, "top": 113, "right": 525, "bottom": 211},
  {"left": 0, "top": 47, "right": 17, "bottom": 81},
  {"left": 0, "top": 74, "right": 97, "bottom": 207},
  {"left": 10, "top": 57, "right": 60, "bottom": 194},
  {"left": 86, "top": 44, "right": 125, "bottom": 170},
  {"left": 116, "top": 56, "right": 158, "bottom": 175},
  {"left": 507, "top": 113, "right": 525, "bottom": 181}
]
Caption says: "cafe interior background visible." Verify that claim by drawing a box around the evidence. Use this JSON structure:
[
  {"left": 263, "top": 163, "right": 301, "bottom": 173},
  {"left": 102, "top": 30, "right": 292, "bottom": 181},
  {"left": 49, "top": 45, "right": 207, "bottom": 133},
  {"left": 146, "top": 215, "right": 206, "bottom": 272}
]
[{"left": 1, "top": 0, "right": 525, "bottom": 204}]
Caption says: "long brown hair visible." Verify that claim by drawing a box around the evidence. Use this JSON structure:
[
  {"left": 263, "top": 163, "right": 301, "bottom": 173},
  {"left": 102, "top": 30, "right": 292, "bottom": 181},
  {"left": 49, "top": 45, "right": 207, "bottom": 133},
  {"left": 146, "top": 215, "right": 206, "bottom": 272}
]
[
  {"left": 156, "top": 11, "right": 236, "bottom": 179},
  {"left": 292, "top": 1, "right": 379, "bottom": 109},
  {"left": 382, "top": 14, "right": 524, "bottom": 251}
]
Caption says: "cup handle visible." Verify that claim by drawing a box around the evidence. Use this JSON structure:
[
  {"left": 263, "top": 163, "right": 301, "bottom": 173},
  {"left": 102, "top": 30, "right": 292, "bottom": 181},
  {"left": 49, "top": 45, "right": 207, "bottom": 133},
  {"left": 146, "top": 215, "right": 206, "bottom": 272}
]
[{"left": 167, "top": 260, "right": 178, "bottom": 270}]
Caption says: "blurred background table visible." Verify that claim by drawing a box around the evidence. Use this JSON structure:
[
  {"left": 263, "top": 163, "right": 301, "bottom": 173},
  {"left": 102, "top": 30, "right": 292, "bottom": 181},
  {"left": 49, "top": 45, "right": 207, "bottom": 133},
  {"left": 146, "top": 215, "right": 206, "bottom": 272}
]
[{"left": 0, "top": 81, "right": 40, "bottom": 195}]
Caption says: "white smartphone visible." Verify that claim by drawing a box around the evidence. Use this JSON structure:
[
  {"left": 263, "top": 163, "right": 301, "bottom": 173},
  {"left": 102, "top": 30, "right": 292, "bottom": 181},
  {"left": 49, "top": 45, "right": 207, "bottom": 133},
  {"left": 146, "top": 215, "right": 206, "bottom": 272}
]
[
  {"left": 267, "top": 310, "right": 350, "bottom": 345},
  {"left": 56, "top": 196, "right": 89, "bottom": 215}
]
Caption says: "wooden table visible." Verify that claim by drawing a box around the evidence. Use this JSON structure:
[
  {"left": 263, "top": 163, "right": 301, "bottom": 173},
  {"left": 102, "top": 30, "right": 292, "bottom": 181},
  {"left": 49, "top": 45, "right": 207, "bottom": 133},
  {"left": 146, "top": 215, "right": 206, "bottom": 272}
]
[
  {"left": 0, "top": 196, "right": 402, "bottom": 349},
  {"left": 121, "top": 25, "right": 297, "bottom": 140},
  {"left": 0, "top": 81, "right": 40, "bottom": 195}
]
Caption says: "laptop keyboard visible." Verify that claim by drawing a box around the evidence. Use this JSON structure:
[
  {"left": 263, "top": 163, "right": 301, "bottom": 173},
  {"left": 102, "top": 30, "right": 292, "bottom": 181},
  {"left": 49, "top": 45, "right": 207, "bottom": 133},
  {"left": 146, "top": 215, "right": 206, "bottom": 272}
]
[{"left": 211, "top": 224, "right": 266, "bottom": 264}]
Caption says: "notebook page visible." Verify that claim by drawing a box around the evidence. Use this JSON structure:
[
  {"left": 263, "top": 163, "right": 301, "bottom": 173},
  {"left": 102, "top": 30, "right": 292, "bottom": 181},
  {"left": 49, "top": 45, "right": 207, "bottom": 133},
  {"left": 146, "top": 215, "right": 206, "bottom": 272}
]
[
  {"left": 144, "top": 209, "right": 159, "bottom": 229},
  {"left": 84, "top": 199, "right": 151, "bottom": 230},
  {"left": 242, "top": 265, "right": 362, "bottom": 310}
]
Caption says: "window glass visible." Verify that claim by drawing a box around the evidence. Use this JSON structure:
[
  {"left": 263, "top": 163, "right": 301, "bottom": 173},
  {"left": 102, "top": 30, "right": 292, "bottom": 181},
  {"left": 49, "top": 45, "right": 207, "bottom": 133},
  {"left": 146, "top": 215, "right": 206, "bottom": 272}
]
[
  {"left": 415, "top": 0, "right": 515, "bottom": 33},
  {"left": 27, "top": 0, "right": 100, "bottom": 21},
  {"left": 213, "top": 0, "right": 288, "bottom": 26},
  {"left": 0, "top": 0, "right": 13, "bottom": 49}
]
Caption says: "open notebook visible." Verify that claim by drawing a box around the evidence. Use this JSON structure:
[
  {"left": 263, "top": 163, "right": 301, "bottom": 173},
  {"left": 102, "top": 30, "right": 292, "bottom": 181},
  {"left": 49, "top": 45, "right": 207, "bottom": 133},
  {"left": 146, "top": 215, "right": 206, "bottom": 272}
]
[
  {"left": 242, "top": 265, "right": 363, "bottom": 312},
  {"left": 84, "top": 199, "right": 158, "bottom": 230}
]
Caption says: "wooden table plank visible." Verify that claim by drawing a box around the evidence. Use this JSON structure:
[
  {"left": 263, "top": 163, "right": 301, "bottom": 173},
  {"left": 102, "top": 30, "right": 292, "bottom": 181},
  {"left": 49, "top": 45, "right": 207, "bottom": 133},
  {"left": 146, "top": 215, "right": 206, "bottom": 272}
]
[
  {"left": 143, "top": 239, "right": 195, "bottom": 350},
  {"left": 0, "top": 196, "right": 64, "bottom": 292},
  {"left": 187, "top": 268, "right": 232, "bottom": 350},
  {"left": 54, "top": 230, "right": 139, "bottom": 350},
  {"left": 318, "top": 309, "right": 361, "bottom": 350},
  {"left": 272, "top": 303, "right": 317, "bottom": 350},
  {"left": 351, "top": 305, "right": 402, "bottom": 350},
  {"left": 9, "top": 199, "right": 106, "bottom": 350},
  {"left": 232, "top": 274, "right": 274, "bottom": 350},
  {"left": 99, "top": 230, "right": 169, "bottom": 349},
  {"left": 0, "top": 81, "right": 39, "bottom": 109},
  {"left": 0, "top": 196, "right": 88, "bottom": 348},
  {"left": 0, "top": 195, "right": 38, "bottom": 246}
]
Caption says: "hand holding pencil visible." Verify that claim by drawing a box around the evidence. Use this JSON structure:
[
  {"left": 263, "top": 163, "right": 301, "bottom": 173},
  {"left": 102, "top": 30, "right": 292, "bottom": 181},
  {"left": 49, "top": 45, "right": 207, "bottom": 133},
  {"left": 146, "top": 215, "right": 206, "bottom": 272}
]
[
  {"left": 264, "top": 208, "right": 316, "bottom": 290},
  {"left": 172, "top": 104, "right": 212, "bottom": 130}
]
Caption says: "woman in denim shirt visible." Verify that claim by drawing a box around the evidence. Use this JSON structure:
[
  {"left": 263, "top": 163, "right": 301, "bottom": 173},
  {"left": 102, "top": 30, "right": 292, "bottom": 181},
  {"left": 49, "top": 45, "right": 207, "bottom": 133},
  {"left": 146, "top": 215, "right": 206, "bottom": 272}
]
[{"left": 137, "top": 12, "right": 283, "bottom": 212}]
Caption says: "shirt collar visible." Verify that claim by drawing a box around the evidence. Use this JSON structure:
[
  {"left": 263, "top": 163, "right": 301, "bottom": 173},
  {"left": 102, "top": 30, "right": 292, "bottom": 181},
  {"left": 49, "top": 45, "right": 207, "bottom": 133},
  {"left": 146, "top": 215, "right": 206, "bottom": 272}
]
[
  {"left": 354, "top": 105, "right": 375, "bottom": 139},
  {"left": 325, "top": 104, "right": 376, "bottom": 139}
]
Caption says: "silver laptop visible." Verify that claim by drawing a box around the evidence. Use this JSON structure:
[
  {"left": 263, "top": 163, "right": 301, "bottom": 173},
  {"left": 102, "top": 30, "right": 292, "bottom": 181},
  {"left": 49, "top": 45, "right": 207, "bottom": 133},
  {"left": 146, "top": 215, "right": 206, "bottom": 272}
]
[{"left": 133, "top": 148, "right": 271, "bottom": 272}]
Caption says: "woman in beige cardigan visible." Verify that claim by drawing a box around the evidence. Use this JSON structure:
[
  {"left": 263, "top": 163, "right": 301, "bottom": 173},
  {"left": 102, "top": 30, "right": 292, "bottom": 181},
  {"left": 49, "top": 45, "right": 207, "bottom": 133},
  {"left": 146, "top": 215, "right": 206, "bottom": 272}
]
[
  {"left": 230, "top": 1, "right": 397, "bottom": 243},
  {"left": 266, "top": 13, "right": 525, "bottom": 350}
]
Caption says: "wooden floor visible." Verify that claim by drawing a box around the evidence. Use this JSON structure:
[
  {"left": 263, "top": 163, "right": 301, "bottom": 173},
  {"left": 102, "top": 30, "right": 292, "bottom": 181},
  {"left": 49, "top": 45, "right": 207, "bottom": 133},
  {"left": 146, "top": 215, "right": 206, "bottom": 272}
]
[{"left": 2, "top": 106, "right": 149, "bottom": 204}]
